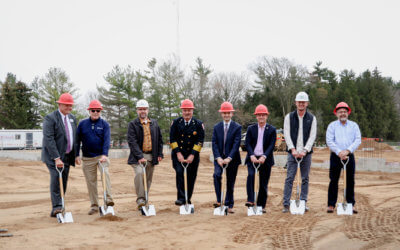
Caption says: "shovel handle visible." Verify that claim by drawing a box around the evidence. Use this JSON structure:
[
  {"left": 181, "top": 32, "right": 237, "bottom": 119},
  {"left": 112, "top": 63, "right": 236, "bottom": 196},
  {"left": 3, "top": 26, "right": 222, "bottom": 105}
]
[
  {"left": 341, "top": 158, "right": 349, "bottom": 203},
  {"left": 55, "top": 166, "right": 65, "bottom": 209}
]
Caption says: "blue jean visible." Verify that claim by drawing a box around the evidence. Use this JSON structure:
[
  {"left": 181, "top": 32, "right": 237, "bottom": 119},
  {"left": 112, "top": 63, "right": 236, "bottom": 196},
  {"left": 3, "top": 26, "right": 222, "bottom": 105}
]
[{"left": 282, "top": 153, "right": 311, "bottom": 206}]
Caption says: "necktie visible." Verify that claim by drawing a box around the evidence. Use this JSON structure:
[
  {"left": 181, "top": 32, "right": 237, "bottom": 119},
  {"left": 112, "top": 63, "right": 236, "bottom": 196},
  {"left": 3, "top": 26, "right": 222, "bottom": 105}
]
[
  {"left": 64, "top": 115, "right": 71, "bottom": 154},
  {"left": 185, "top": 121, "right": 188, "bottom": 126},
  {"left": 223, "top": 123, "right": 228, "bottom": 155}
]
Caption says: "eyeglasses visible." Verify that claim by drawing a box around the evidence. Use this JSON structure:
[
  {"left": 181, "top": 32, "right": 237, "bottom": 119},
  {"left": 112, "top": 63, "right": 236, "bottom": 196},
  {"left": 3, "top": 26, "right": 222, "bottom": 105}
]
[{"left": 90, "top": 110, "right": 101, "bottom": 113}]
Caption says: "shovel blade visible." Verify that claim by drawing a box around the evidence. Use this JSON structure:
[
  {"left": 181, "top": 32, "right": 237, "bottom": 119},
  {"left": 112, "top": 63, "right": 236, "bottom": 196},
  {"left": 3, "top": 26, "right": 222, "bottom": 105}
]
[
  {"left": 100, "top": 206, "right": 115, "bottom": 216},
  {"left": 213, "top": 206, "right": 228, "bottom": 216},
  {"left": 289, "top": 200, "right": 306, "bottom": 215},
  {"left": 247, "top": 206, "right": 263, "bottom": 216},
  {"left": 337, "top": 203, "right": 353, "bottom": 215},
  {"left": 141, "top": 205, "right": 156, "bottom": 216},
  {"left": 57, "top": 212, "right": 73, "bottom": 223},
  {"left": 179, "top": 204, "right": 194, "bottom": 215}
]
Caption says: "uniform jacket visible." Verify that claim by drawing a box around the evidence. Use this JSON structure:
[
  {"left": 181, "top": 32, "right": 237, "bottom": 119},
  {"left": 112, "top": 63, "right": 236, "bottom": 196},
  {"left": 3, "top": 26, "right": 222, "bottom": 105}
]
[
  {"left": 212, "top": 121, "right": 242, "bottom": 165},
  {"left": 245, "top": 123, "right": 276, "bottom": 167},
  {"left": 170, "top": 117, "right": 205, "bottom": 158},
  {"left": 41, "top": 110, "right": 77, "bottom": 166},
  {"left": 127, "top": 118, "right": 164, "bottom": 165}
]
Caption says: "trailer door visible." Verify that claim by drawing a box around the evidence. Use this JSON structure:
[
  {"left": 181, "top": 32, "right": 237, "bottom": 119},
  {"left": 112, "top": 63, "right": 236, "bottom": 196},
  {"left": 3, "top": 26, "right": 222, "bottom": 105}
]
[{"left": 26, "top": 132, "right": 33, "bottom": 148}]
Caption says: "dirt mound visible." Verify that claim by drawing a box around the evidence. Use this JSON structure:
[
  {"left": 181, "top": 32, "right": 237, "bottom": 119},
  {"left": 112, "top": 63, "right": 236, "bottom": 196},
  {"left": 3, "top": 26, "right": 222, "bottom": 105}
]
[
  {"left": 359, "top": 140, "right": 394, "bottom": 151},
  {"left": 96, "top": 214, "right": 124, "bottom": 221}
]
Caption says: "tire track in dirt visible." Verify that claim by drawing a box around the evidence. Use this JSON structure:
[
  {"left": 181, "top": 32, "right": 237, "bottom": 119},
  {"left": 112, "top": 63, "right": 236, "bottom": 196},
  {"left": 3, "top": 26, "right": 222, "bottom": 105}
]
[
  {"left": 232, "top": 213, "right": 320, "bottom": 249},
  {"left": 344, "top": 193, "right": 400, "bottom": 248}
]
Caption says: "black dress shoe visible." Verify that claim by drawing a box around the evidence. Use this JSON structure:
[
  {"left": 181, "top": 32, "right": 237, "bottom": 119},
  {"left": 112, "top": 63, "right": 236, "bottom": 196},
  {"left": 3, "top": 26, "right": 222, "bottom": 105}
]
[
  {"left": 245, "top": 202, "right": 254, "bottom": 207},
  {"left": 262, "top": 209, "right": 267, "bottom": 214},
  {"left": 213, "top": 202, "right": 221, "bottom": 208},
  {"left": 175, "top": 200, "right": 184, "bottom": 206}
]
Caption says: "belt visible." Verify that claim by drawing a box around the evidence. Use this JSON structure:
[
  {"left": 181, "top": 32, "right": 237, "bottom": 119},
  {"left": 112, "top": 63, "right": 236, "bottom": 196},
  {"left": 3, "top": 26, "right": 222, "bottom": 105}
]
[{"left": 143, "top": 151, "right": 152, "bottom": 154}]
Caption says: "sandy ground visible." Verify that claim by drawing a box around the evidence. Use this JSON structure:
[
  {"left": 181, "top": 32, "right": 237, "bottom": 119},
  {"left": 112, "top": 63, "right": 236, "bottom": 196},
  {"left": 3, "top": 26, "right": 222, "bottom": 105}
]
[{"left": 1, "top": 149, "right": 400, "bottom": 249}]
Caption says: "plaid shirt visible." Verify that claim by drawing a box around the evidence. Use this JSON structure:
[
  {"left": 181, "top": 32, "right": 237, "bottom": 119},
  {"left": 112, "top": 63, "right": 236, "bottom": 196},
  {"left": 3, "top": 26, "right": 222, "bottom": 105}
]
[{"left": 141, "top": 118, "right": 152, "bottom": 152}]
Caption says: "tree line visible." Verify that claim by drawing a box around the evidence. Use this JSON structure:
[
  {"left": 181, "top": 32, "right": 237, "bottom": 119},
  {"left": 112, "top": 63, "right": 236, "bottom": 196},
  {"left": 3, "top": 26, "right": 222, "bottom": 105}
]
[{"left": 1, "top": 56, "right": 399, "bottom": 146}]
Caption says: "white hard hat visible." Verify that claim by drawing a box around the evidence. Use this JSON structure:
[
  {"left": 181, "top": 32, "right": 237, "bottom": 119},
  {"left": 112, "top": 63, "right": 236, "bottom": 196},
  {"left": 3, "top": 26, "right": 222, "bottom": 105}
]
[
  {"left": 136, "top": 99, "right": 149, "bottom": 108},
  {"left": 295, "top": 91, "right": 309, "bottom": 102}
]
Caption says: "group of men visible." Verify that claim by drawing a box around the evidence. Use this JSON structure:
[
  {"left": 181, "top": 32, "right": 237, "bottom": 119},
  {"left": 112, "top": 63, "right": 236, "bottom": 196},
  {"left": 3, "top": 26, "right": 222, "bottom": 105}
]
[{"left": 42, "top": 91, "right": 361, "bottom": 218}]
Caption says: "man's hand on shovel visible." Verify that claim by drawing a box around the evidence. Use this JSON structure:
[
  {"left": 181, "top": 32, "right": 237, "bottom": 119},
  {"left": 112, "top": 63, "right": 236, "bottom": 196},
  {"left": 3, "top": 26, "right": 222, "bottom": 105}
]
[{"left": 55, "top": 158, "right": 64, "bottom": 168}]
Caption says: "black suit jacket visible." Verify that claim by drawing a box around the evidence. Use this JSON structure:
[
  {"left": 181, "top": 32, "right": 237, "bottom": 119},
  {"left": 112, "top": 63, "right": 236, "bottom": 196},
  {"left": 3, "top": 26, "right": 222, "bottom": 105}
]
[
  {"left": 41, "top": 110, "right": 77, "bottom": 166},
  {"left": 245, "top": 123, "right": 276, "bottom": 166},
  {"left": 212, "top": 121, "right": 242, "bottom": 165}
]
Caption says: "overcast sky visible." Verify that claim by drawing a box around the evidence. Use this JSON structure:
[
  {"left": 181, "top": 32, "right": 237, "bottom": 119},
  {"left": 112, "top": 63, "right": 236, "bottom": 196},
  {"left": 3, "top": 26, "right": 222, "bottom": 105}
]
[{"left": 1, "top": 0, "right": 399, "bottom": 101}]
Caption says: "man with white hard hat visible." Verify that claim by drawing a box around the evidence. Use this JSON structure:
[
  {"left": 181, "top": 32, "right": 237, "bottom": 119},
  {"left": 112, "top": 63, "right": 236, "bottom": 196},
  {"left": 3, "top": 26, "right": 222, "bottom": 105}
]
[
  {"left": 282, "top": 91, "right": 317, "bottom": 213},
  {"left": 127, "top": 99, "right": 164, "bottom": 209}
]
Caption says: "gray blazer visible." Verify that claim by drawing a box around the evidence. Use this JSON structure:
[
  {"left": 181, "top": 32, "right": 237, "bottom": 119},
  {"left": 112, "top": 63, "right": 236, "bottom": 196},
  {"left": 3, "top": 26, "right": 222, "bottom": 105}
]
[{"left": 41, "top": 110, "right": 77, "bottom": 166}]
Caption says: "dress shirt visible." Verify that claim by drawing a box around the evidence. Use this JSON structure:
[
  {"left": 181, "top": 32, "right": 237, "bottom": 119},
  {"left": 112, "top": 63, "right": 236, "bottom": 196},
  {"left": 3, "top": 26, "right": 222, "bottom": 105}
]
[
  {"left": 326, "top": 119, "right": 361, "bottom": 155},
  {"left": 253, "top": 123, "right": 265, "bottom": 156},
  {"left": 58, "top": 110, "right": 74, "bottom": 149}
]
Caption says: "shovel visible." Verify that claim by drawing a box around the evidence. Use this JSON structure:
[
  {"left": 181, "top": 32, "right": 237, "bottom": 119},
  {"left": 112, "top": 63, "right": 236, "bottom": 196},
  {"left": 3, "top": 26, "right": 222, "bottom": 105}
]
[
  {"left": 248, "top": 162, "right": 263, "bottom": 216},
  {"left": 213, "top": 163, "right": 229, "bottom": 216},
  {"left": 180, "top": 162, "right": 194, "bottom": 215},
  {"left": 337, "top": 157, "right": 353, "bottom": 215},
  {"left": 99, "top": 161, "right": 115, "bottom": 216},
  {"left": 290, "top": 157, "right": 306, "bottom": 215},
  {"left": 55, "top": 166, "right": 73, "bottom": 223},
  {"left": 140, "top": 161, "right": 156, "bottom": 216}
]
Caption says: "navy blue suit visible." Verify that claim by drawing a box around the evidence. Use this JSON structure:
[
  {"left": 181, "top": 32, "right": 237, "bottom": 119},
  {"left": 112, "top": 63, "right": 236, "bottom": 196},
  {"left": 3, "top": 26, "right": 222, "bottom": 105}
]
[
  {"left": 245, "top": 123, "right": 276, "bottom": 208},
  {"left": 212, "top": 121, "right": 242, "bottom": 208}
]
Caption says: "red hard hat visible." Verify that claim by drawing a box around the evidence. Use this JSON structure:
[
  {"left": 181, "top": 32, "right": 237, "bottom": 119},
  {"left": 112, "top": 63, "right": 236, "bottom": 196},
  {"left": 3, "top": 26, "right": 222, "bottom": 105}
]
[
  {"left": 218, "top": 101, "right": 235, "bottom": 112},
  {"left": 87, "top": 100, "right": 103, "bottom": 110},
  {"left": 180, "top": 99, "right": 195, "bottom": 109},
  {"left": 56, "top": 93, "right": 74, "bottom": 105},
  {"left": 254, "top": 104, "right": 269, "bottom": 115},
  {"left": 334, "top": 101, "right": 351, "bottom": 115}
]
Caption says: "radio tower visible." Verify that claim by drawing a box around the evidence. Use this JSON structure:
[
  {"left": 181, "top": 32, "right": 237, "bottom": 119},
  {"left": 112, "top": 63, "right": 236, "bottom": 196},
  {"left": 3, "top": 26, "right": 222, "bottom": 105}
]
[{"left": 176, "top": 0, "right": 180, "bottom": 65}]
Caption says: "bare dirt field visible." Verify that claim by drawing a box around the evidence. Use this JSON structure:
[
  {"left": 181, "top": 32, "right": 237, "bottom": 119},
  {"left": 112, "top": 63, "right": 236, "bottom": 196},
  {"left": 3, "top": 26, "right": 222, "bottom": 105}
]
[{"left": 1, "top": 150, "right": 400, "bottom": 249}]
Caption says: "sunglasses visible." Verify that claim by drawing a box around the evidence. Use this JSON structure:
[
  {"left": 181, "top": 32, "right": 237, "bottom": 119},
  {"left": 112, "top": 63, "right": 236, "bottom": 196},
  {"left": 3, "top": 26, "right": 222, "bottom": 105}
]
[{"left": 90, "top": 110, "right": 101, "bottom": 113}]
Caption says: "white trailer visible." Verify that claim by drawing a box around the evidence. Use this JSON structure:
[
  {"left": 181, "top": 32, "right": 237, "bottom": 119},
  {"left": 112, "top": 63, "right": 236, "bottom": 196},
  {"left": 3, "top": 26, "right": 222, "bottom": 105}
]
[{"left": 0, "top": 129, "right": 43, "bottom": 150}]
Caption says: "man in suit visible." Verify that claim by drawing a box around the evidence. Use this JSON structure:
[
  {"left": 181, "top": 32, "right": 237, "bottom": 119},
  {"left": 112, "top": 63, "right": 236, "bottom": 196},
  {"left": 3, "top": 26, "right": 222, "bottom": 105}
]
[
  {"left": 245, "top": 104, "right": 276, "bottom": 213},
  {"left": 170, "top": 99, "right": 205, "bottom": 206},
  {"left": 212, "top": 102, "right": 242, "bottom": 214},
  {"left": 41, "top": 93, "right": 77, "bottom": 218}
]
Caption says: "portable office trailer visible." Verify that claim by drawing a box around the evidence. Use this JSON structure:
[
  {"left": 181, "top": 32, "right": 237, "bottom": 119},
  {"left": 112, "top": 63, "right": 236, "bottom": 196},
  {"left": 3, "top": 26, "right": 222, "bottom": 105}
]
[{"left": 0, "top": 129, "right": 43, "bottom": 149}]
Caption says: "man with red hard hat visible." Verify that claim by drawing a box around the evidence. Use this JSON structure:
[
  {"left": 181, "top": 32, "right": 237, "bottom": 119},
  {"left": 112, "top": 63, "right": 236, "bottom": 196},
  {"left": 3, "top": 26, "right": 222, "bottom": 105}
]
[
  {"left": 170, "top": 99, "right": 205, "bottom": 206},
  {"left": 326, "top": 102, "right": 361, "bottom": 213},
  {"left": 244, "top": 104, "right": 276, "bottom": 213},
  {"left": 75, "top": 100, "right": 114, "bottom": 215},
  {"left": 212, "top": 101, "right": 242, "bottom": 213},
  {"left": 41, "top": 93, "right": 77, "bottom": 218}
]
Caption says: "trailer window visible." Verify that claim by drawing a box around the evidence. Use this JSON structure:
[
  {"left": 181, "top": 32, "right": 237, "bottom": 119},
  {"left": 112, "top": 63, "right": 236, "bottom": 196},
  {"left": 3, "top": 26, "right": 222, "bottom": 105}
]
[{"left": 15, "top": 134, "right": 21, "bottom": 140}]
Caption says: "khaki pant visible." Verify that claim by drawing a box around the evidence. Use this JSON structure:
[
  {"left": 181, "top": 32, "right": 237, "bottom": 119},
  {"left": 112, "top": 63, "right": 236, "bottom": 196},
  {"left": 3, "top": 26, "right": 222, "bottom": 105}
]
[
  {"left": 131, "top": 153, "right": 154, "bottom": 204},
  {"left": 82, "top": 156, "right": 113, "bottom": 207}
]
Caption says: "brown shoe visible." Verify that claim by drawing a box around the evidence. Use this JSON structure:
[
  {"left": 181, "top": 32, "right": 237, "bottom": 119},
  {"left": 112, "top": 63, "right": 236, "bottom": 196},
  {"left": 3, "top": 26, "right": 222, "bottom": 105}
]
[
  {"left": 327, "top": 206, "right": 334, "bottom": 213},
  {"left": 228, "top": 208, "right": 235, "bottom": 214},
  {"left": 88, "top": 207, "right": 98, "bottom": 215},
  {"left": 50, "top": 209, "right": 63, "bottom": 217}
]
